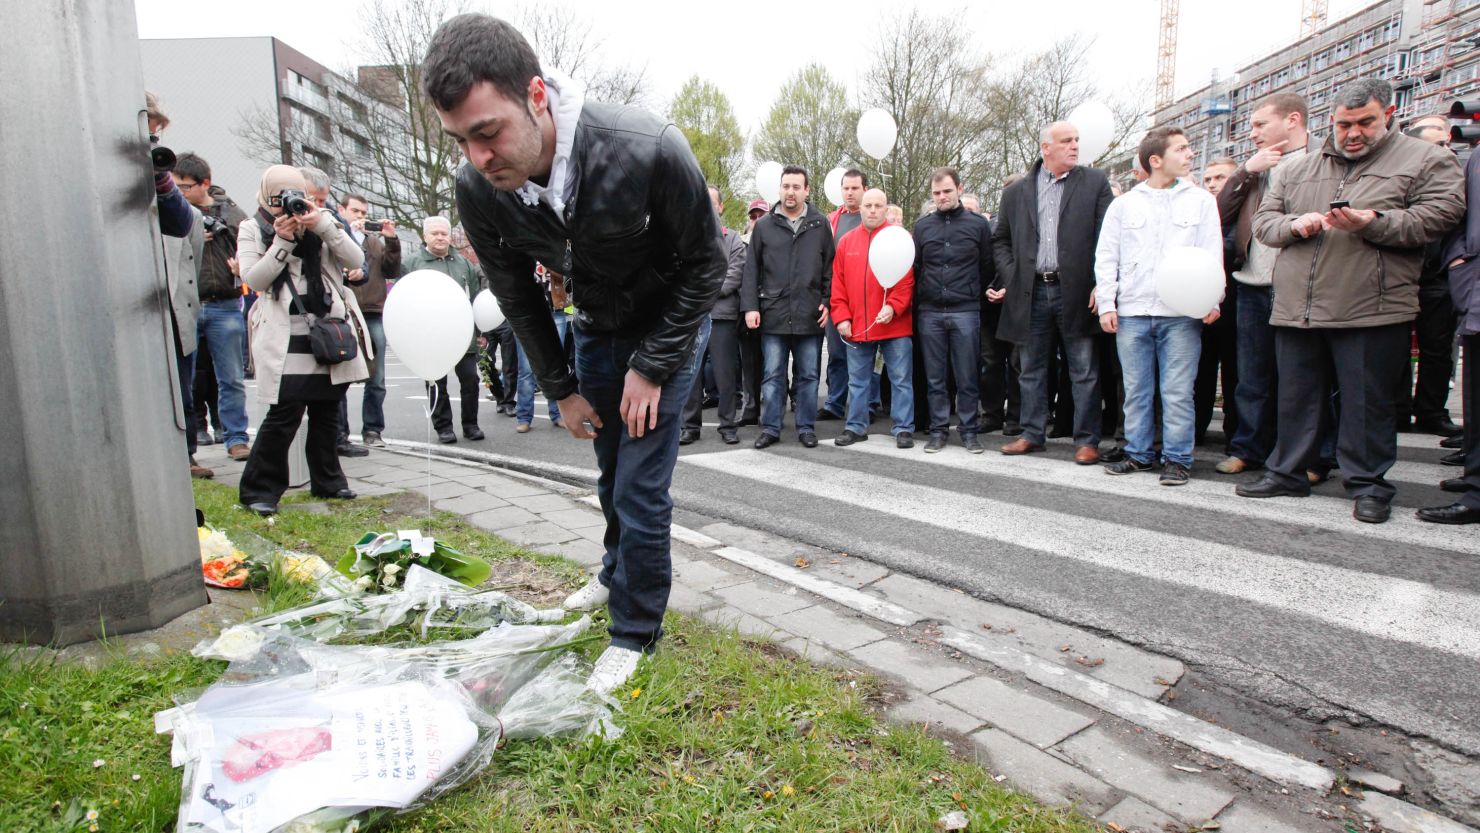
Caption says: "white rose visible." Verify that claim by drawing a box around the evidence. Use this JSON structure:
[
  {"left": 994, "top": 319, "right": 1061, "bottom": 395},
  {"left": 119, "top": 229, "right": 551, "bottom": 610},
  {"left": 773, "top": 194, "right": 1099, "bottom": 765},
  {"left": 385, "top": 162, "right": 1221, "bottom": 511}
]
[
  {"left": 381, "top": 563, "right": 402, "bottom": 576},
  {"left": 212, "top": 626, "right": 265, "bottom": 662}
]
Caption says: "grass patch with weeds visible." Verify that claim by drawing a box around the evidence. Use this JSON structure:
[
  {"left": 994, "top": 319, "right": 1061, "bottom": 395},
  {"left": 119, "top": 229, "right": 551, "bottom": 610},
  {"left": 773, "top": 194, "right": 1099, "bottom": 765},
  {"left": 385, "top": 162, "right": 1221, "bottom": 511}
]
[{"left": 0, "top": 480, "right": 1099, "bottom": 833}]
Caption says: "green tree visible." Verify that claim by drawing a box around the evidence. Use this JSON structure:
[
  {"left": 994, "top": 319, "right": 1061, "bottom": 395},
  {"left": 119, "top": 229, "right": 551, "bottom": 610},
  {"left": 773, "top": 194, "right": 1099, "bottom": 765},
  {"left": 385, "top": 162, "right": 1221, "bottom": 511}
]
[
  {"left": 668, "top": 75, "right": 747, "bottom": 230},
  {"left": 753, "top": 64, "right": 858, "bottom": 213}
]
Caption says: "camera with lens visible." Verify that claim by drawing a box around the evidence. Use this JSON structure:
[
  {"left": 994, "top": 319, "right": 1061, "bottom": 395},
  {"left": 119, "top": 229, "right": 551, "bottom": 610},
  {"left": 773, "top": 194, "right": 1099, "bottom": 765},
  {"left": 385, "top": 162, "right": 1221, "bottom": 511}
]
[
  {"left": 269, "top": 188, "right": 314, "bottom": 216},
  {"left": 363, "top": 219, "right": 384, "bottom": 232},
  {"left": 149, "top": 132, "right": 176, "bottom": 173},
  {"left": 200, "top": 214, "right": 236, "bottom": 240}
]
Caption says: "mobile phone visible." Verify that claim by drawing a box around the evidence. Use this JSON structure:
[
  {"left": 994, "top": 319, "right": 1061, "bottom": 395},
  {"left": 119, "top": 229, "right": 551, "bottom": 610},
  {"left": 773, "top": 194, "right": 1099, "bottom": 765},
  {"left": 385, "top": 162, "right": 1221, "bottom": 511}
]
[
  {"left": 1328, "top": 200, "right": 1351, "bottom": 210},
  {"left": 363, "top": 219, "right": 384, "bottom": 232}
]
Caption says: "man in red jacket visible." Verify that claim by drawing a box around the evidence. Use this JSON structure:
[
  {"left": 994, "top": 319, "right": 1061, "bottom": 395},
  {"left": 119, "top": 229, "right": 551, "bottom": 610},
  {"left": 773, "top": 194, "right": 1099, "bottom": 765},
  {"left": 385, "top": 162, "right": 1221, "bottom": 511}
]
[{"left": 830, "top": 188, "right": 915, "bottom": 448}]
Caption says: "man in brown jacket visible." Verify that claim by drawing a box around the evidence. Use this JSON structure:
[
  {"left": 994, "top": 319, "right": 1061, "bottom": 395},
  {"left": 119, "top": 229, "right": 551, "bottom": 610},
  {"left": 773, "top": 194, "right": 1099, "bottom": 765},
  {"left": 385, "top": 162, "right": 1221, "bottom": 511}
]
[
  {"left": 1235, "top": 78, "right": 1465, "bottom": 524},
  {"left": 339, "top": 194, "right": 401, "bottom": 448}
]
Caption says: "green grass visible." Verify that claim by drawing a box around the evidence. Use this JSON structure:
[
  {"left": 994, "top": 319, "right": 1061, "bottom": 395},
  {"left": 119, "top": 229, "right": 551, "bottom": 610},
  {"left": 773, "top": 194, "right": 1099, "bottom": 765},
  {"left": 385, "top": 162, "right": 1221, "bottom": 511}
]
[{"left": 0, "top": 481, "right": 1101, "bottom": 833}]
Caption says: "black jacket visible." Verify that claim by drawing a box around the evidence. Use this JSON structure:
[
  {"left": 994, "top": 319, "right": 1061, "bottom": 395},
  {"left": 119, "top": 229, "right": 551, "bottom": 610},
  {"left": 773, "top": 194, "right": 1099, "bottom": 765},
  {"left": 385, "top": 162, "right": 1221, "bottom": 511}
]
[
  {"left": 740, "top": 204, "right": 835, "bottom": 336},
  {"left": 197, "top": 191, "right": 249, "bottom": 301},
  {"left": 989, "top": 162, "right": 1113, "bottom": 342},
  {"left": 912, "top": 205, "right": 994, "bottom": 313},
  {"left": 456, "top": 102, "right": 726, "bottom": 400}
]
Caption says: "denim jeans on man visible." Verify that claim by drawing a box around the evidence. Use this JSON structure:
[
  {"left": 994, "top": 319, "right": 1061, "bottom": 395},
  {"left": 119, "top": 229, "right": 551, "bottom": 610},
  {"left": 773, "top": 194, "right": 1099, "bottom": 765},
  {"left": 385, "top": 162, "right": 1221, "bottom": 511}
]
[
  {"left": 760, "top": 333, "right": 822, "bottom": 438},
  {"left": 845, "top": 336, "right": 913, "bottom": 436},
  {"left": 577, "top": 326, "right": 701, "bottom": 652},
  {"left": 823, "top": 320, "right": 850, "bottom": 416},
  {"left": 1018, "top": 282, "right": 1100, "bottom": 448},
  {"left": 1116, "top": 315, "right": 1202, "bottom": 467},
  {"left": 198, "top": 298, "right": 250, "bottom": 448},
  {"left": 517, "top": 310, "right": 570, "bottom": 425},
  {"left": 916, "top": 309, "right": 981, "bottom": 438},
  {"left": 338, "top": 314, "right": 387, "bottom": 440}
]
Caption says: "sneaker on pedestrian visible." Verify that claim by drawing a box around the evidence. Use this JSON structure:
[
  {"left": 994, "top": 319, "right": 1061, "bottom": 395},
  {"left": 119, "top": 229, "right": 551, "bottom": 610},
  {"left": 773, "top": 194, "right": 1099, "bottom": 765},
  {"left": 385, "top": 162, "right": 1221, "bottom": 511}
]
[
  {"left": 438, "top": 429, "right": 458, "bottom": 443},
  {"left": 962, "top": 435, "right": 984, "bottom": 454},
  {"left": 228, "top": 443, "right": 251, "bottom": 462},
  {"left": 719, "top": 428, "right": 739, "bottom": 445},
  {"left": 563, "top": 577, "right": 610, "bottom": 611},
  {"left": 1159, "top": 462, "right": 1190, "bottom": 486},
  {"left": 834, "top": 430, "right": 868, "bottom": 447},
  {"left": 924, "top": 434, "right": 946, "bottom": 453},
  {"left": 1104, "top": 457, "right": 1154, "bottom": 475},
  {"left": 1101, "top": 445, "right": 1126, "bottom": 463},
  {"left": 895, "top": 431, "right": 914, "bottom": 449},
  {"left": 190, "top": 457, "right": 214, "bottom": 479},
  {"left": 362, "top": 431, "right": 386, "bottom": 448},
  {"left": 587, "top": 645, "right": 643, "bottom": 696},
  {"left": 196, "top": 430, "right": 216, "bottom": 447}
]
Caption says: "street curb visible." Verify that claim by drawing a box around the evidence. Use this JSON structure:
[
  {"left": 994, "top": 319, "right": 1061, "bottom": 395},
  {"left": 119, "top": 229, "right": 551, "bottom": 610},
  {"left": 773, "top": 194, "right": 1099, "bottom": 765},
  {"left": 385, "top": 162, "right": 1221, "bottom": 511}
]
[{"left": 379, "top": 440, "right": 596, "bottom": 495}]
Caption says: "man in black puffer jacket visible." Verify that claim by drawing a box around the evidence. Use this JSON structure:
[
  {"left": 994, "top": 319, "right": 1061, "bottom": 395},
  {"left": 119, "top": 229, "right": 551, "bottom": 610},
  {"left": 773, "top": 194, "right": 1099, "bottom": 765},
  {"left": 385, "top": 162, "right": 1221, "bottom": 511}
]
[{"left": 423, "top": 14, "right": 726, "bottom": 694}]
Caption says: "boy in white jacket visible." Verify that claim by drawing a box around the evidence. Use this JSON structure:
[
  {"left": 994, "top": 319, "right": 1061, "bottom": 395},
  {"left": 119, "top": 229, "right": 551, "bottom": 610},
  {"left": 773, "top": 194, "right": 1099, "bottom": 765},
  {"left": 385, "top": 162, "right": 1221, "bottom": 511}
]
[{"left": 1094, "top": 127, "right": 1223, "bottom": 484}]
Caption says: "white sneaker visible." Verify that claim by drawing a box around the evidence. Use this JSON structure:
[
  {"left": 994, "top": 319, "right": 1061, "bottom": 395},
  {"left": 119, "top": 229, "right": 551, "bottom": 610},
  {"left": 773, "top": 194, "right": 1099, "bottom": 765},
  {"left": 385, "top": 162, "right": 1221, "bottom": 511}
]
[
  {"left": 563, "top": 577, "right": 609, "bottom": 611},
  {"left": 587, "top": 645, "right": 642, "bottom": 696}
]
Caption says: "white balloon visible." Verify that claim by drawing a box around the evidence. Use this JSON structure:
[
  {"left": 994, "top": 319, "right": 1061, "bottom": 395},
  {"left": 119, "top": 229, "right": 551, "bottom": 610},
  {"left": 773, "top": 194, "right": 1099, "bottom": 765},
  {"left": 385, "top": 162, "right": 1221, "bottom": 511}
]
[
  {"left": 823, "top": 167, "right": 847, "bottom": 206},
  {"left": 383, "top": 269, "right": 475, "bottom": 382},
  {"left": 1153, "top": 246, "right": 1224, "bottom": 318},
  {"left": 1067, "top": 100, "right": 1116, "bottom": 165},
  {"left": 754, "top": 160, "right": 783, "bottom": 204},
  {"left": 867, "top": 225, "right": 915, "bottom": 289},
  {"left": 472, "top": 289, "right": 504, "bottom": 332},
  {"left": 857, "top": 108, "right": 898, "bottom": 160}
]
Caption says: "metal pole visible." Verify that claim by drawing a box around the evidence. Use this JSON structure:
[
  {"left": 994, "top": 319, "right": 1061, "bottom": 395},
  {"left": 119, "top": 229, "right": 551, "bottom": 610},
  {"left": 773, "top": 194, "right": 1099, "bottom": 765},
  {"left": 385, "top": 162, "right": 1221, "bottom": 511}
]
[{"left": 0, "top": 0, "right": 207, "bottom": 645}]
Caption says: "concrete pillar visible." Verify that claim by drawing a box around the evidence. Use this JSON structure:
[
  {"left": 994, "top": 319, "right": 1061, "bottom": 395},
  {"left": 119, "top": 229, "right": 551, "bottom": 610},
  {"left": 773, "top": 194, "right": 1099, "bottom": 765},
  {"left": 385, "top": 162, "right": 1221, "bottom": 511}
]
[{"left": 0, "top": 0, "right": 207, "bottom": 645}]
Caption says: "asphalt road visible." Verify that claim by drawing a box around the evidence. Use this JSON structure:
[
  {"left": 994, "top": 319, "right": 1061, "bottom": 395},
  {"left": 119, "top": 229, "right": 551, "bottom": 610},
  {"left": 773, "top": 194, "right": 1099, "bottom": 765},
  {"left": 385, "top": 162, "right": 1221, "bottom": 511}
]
[{"left": 327, "top": 349, "right": 1480, "bottom": 756}]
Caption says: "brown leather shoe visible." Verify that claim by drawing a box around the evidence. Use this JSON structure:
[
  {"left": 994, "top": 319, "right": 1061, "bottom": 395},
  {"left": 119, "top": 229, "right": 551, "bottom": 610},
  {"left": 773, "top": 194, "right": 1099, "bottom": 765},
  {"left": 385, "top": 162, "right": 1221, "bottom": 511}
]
[
  {"left": 190, "top": 457, "right": 214, "bottom": 479},
  {"left": 1074, "top": 446, "right": 1101, "bottom": 465},
  {"left": 1000, "top": 437, "right": 1045, "bottom": 455},
  {"left": 228, "top": 443, "right": 250, "bottom": 461},
  {"left": 1215, "top": 456, "right": 1256, "bottom": 474}
]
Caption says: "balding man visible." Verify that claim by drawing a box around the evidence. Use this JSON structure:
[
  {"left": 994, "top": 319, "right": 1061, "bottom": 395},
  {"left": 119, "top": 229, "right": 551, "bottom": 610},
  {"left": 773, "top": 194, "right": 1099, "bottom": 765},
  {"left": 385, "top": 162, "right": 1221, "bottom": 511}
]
[
  {"left": 403, "top": 215, "right": 486, "bottom": 443},
  {"left": 990, "top": 120, "right": 1115, "bottom": 464}
]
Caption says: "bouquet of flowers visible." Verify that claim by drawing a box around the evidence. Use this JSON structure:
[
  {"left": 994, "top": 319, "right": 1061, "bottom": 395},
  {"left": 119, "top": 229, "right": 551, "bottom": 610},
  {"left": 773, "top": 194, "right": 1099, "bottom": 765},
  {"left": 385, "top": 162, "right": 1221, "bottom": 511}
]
[
  {"left": 336, "top": 531, "right": 491, "bottom": 594},
  {"left": 199, "top": 527, "right": 258, "bottom": 589}
]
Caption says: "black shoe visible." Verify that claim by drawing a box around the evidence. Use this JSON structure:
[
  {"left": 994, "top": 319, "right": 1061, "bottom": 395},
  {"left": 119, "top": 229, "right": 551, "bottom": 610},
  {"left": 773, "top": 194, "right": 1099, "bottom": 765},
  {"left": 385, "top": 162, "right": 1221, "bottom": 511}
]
[
  {"left": 962, "top": 435, "right": 985, "bottom": 454},
  {"left": 438, "top": 430, "right": 457, "bottom": 444},
  {"left": 1160, "top": 462, "right": 1190, "bottom": 486},
  {"left": 497, "top": 403, "right": 516, "bottom": 417},
  {"left": 1441, "top": 435, "right": 1463, "bottom": 449},
  {"left": 1236, "top": 475, "right": 1310, "bottom": 498},
  {"left": 1441, "top": 477, "right": 1467, "bottom": 493},
  {"left": 312, "top": 488, "right": 357, "bottom": 500},
  {"left": 925, "top": 435, "right": 946, "bottom": 453},
  {"left": 1414, "top": 417, "right": 1464, "bottom": 437},
  {"left": 1104, "top": 457, "right": 1155, "bottom": 475},
  {"left": 719, "top": 428, "right": 739, "bottom": 445},
  {"left": 1101, "top": 445, "right": 1126, "bottom": 463},
  {"left": 755, "top": 433, "right": 780, "bottom": 449},
  {"left": 680, "top": 428, "right": 701, "bottom": 445},
  {"left": 1442, "top": 451, "right": 1464, "bottom": 467},
  {"left": 1416, "top": 502, "right": 1480, "bottom": 524},
  {"left": 896, "top": 431, "right": 914, "bottom": 449},
  {"left": 739, "top": 414, "right": 759, "bottom": 426},
  {"left": 1353, "top": 496, "right": 1391, "bottom": 524},
  {"left": 817, "top": 409, "right": 843, "bottom": 422},
  {"left": 336, "top": 442, "right": 370, "bottom": 457},
  {"left": 702, "top": 396, "right": 720, "bottom": 409},
  {"left": 1003, "top": 422, "right": 1024, "bottom": 437},
  {"left": 464, "top": 424, "right": 485, "bottom": 441},
  {"left": 835, "top": 429, "right": 868, "bottom": 447},
  {"left": 979, "top": 417, "right": 1004, "bottom": 434},
  {"left": 244, "top": 501, "right": 278, "bottom": 516},
  {"left": 799, "top": 432, "right": 819, "bottom": 448}
]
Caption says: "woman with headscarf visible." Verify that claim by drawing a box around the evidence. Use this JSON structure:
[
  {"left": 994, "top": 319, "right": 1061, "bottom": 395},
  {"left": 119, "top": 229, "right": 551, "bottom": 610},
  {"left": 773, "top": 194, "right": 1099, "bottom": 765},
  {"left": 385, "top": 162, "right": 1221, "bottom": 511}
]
[{"left": 235, "top": 165, "right": 371, "bottom": 515}]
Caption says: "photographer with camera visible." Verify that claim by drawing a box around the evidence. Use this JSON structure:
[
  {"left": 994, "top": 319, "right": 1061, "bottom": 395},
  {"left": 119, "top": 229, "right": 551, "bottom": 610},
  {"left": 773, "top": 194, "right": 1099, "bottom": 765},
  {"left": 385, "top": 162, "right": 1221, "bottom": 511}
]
[
  {"left": 173, "top": 153, "right": 251, "bottom": 463},
  {"left": 339, "top": 194, "right": 401, "bottom": 448},
  {"left": 234, "top": 165, "right": 371, "bottom": 516}
]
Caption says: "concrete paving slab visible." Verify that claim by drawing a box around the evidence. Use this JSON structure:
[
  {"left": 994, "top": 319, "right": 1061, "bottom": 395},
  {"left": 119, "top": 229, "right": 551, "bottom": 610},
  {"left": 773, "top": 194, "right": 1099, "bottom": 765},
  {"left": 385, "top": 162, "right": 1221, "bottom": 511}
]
[
  {"left": 1056, "top": 726, "right": 1235, "bottom": 823},
  {"left": 713, "top": 546, "right": 921, "bottom": 626},
  {"left": 1360, "top": 793, "right": 1480, "bottom": 833},
  {"left": 699, "top": 604, "right": 787, "bottom": 640},
  {"left": 474, "top": 477, "right": 552, "bottom": 499},
  {"left": 666, "top": 581, "right": 718, "bottom": 613},
  {"left": 534, "top": 539, "right": 606, "bottom": 568},
  {"left": 698, "top": 521, "right": 829, "bottom": 563},
  {"left": 848, "top": 639, "right": 973, "bottom": 694},
  {"left": 466, "top": 505, "right": 541, "bottom": 531},
  {"left": 408, "top": 481, "right": 474, "bottom": 500},
  {"left": 506, "top": 493, "right": 578, "bottom": 513},
  {"left": 433, "top": 491, "right": 511, "bottom": 516},
  {"left": 768, "top": 604, "right": 887, "bottom": 652},
  {"left": 779, "top": 637, "right": 853, "bottom": 668},
  {"left": 969, "top": 728, "right": 1118, "bottom": 814},
  {"left": 539, "top": 508, "right": 606, "bottom": 529},
  {"left": 1098, "top": 796, "right": 1182, "bottom": 833},
  {"left": 887, "top": 692, "right": 987, "bottom": 736},
  {"left": 935, "top": 676, "right": 1096, "bottom": 749},
  {"left": 671, "top": 558, "right": 749, "bottom": 592},
  {"left": 1213, "top": 800, "right": 1326, "bottom": 833},
  {"left": 670, "top": 523, "right": 722, "bottom": 549},
  {"left": 496, "top": 521, "right": 581, "bottom": 547},
  {"left": 712, "top": 580, "right": 813, "bottom": 619}
]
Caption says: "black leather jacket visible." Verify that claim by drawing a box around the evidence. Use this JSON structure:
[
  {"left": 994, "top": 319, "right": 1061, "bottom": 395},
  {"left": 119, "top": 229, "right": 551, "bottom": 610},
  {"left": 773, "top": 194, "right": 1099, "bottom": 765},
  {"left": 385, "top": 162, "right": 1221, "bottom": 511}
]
[{"left": 456, "top": 102, "right": 726, "bottom": 400}]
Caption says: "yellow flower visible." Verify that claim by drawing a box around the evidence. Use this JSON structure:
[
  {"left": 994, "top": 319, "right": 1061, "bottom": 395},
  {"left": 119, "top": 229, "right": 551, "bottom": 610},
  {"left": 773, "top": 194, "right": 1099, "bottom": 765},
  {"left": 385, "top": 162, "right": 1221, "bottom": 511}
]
[
  {"left": 681, "top": 774, "right": 696, "bottom": 784},
  {"left": 762, "top": 790, "right": 775, "bottom": 800},
  {"left": 629, "top": 688, "right": 641, "bottom": 699},
  {"left": 781, "top": 784, "right": 795, "bottom": 797},
  {"left": 90, "top": 826, "right": 98, "bottom": 833}
]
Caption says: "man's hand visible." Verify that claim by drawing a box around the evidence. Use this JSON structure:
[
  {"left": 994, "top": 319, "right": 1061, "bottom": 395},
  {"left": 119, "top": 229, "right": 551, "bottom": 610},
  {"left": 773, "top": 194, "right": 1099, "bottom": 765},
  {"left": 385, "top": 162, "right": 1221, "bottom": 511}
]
[
  {"left": 1325, "top": 206, "right": 1376, "bottom": 232},
  {"left": 346, "top": 268, "right": 364, "bottom": 282},
  {"left": 874, "top": 305, "right": 894, "bottom": 325},
  {"left": 745, "top": 311, "right": 761, "bottom": 329},
  {"left": 227, "top": 257, "right": 239, "bottom": 277},
  {"left": 1451, "top": 257, "right": 1468, "bottom": 269},
  {"left": 836, "top": 320, "right": 853, "bottom": 339},
  {"left": 986, "top": 287, "right": 1006, "bottom": 303},
  {"left": 1099, "top": 311, "right": 1119, "bottom": 334},
  {"left": 1291, "top": 212, "right": 1328, "bottom": 239},
  {"left": 620, "top": 369, "right": 662, "bottom": 438},
  {"left": 272, "top": 213, "right": 302, "bottom": 241},
  {"left": 1245, "top": 139, "right": 1288, "bottom": 174},
  {"left": 556, "top": 393, "right": 602, "bottom": 440},
  {"left": 1202, "top": 308, "right": 1221, "bottom": 325},
  {"left": 380, "top": 219, "right": 397, "bottom": 237},
  {"left": 817, "top": 304, "right": 828, "bottom": 327},
  {"left": 1088, "top": 293, "right": 1099, "bottom": 314}
]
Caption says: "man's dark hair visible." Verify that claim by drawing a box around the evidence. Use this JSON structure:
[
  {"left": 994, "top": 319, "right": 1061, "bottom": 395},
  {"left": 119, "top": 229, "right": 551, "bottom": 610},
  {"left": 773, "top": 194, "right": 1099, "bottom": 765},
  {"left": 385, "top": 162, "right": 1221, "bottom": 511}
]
[
  {"left": 1254, "top": 92, "right": 1309, "bottom": 125},
  {"left": 1138, "top": 127, "right": 1185, "bottom": 173},
  {"left": 842, "top": 168, "right": 868, "bottom": 187},
  {"left": 1336, "top": 78, "right": 1393, "bottom": 111},
  {"left": 341, "top": 193, "right": 370, "bottom": 208},
  {"left": 930, "top": 167, "right": 960, "bottom": 187},
  {"left": 422, "top": 13, "right": 543, "bottom": 112},
  {"left": 781, "top": 164, "right": 809, "bottom": 187},
  {"left": 174, "top": 152, "right": 211, "bottom": 183}
]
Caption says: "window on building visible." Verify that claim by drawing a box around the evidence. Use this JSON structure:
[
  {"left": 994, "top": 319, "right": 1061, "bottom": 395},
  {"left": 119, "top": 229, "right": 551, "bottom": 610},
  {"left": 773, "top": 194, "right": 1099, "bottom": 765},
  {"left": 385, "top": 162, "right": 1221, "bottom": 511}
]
[
  {"left": 1314, "top": 49, "right": 1331, "bottom": 70},
  {"left": 290, "top": 70, "right": 326, "bottom": 99},
  {"left": 343, "top": 130, "right": 371, "bottom": 158},
  {"left": 303, "top": 147, "right": 334, "bottom": 172},
  {"left": 1359, "top": 29, "right": 1376, "bottom": 51},
  {"left": 337, "top": 93, "right": 368, "bottom": 124},
  {"left": 1294, "top": 59, "right": 1309, "bottom": 79},
  {"left": 1275, "top": 67, "right": 1290, "bottom": 85},
  {"left": 1335, "top": 40, "right": 1352, "bottom": 60}
]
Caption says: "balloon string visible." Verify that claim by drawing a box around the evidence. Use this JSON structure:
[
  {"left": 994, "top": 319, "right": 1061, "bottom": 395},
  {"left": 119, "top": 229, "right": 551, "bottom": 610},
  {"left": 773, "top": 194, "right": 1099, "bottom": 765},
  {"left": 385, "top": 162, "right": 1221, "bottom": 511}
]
[
  {"left": 424, "top": 382, "right": 437, "bottom": 524},
  {"left": 855, "top": 286, "right": 888, "bottom": 341}
]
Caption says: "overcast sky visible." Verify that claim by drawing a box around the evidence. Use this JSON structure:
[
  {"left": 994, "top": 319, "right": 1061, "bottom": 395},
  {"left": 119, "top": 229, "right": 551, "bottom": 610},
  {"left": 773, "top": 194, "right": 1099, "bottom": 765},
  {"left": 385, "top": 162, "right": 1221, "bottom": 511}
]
[{"left": 136, "top": 0, "right": 1371, "bottom": 133}]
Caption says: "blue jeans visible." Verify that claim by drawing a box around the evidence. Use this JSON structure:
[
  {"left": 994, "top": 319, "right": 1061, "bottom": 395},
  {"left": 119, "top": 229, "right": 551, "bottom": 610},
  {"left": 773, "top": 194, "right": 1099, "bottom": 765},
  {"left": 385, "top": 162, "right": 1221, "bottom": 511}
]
[
  {"left": 198, "top": 298, "right": 249, "bottom": 448},
  {"left": 1018, "top": 283, "right": 1101, "bottom": 447},
  {"left": 517, "top": 310, "right": 569, "bottom": 425},
  {"left": 1230, "top": 284, "right": 1277, "bottom": 464},
  {"left": 760, "top": 333, "right": 822, "bottom": 437},
  {"left": 846, "top": 337, "right": 914, "bottom": 435},
  {"left": 360, "top": 314, "right": 387, "bottom": 433},
  {"left": 577, "top": 326, "right": 701, "bottom": 652},
  {"left": 823, "top": 320, "right": 850, "bottom": 416},
  {"left": 1116, "top": 315, "right": 1202, "bottom": 467},
  {"left": 916, "top": 309, "right": 981, "bottom": 437}
]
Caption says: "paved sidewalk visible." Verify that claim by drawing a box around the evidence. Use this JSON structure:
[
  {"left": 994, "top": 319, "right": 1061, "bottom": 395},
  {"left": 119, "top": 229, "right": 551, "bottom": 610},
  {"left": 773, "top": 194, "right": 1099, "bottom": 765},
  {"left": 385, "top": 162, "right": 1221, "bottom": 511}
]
[{"left": 195, "top": 441, "right": 1476, "bottom": 833}]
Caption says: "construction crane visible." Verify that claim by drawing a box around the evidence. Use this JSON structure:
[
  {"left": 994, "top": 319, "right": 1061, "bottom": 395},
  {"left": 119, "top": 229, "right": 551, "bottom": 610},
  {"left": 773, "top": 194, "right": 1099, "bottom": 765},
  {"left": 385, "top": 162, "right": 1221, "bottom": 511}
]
[
  {"left": 1156, "top": 0, "right": 1180, "bottom": 108},
  {"left": 1301, "top": 0, "right": 1330, "bottom": 37}
]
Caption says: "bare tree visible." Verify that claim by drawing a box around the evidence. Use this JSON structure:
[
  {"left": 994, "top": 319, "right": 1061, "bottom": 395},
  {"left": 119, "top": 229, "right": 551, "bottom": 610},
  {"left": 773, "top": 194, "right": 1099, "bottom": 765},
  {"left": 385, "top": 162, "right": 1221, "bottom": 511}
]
[
  {"left": 753, "top": 64, "right": 858, "bottom": 210},
  {"left": 506, "top": 3, "right": 649, "bottom": 107}
]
